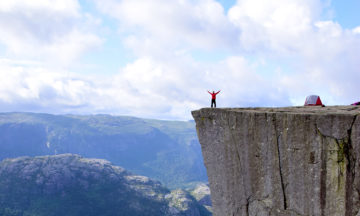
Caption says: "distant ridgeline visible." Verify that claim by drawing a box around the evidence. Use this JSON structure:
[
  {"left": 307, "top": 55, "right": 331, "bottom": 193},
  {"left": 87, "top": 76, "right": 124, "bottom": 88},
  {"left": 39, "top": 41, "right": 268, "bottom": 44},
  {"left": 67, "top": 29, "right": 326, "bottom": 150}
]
[
  {"left": 0, "top": 112, "right": 207, "bottom": 188},
  {"left": 0, "top": 154, "right": 211, "bottom": 216}
]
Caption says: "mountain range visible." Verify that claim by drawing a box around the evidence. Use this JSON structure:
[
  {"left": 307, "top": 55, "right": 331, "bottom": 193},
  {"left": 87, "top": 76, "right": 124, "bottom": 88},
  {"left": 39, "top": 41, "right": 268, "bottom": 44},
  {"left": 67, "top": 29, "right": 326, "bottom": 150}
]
[
  {"left": 0, "top": 112, "right": 207, "bottom": 188},
  {"left": 0, "top": 154, "right": 211, "bottom": 216}
]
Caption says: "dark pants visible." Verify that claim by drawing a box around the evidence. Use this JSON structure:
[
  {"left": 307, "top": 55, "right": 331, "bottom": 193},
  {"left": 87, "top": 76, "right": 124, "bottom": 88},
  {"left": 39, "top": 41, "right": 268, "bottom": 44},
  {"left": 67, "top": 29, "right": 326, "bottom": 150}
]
[{"left": 211, "top": 99, "right": 216, "bottom": 108}]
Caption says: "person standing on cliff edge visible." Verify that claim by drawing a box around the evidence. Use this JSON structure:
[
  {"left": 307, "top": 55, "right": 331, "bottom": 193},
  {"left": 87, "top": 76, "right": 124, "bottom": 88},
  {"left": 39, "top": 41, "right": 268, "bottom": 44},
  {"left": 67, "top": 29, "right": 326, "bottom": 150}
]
[{"left": 207, "top": 90, "right": 221, "bottom": 108}]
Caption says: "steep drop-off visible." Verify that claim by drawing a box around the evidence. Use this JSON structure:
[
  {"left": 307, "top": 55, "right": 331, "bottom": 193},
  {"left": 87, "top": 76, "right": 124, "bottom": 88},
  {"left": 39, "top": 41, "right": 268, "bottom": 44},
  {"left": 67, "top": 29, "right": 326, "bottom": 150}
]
[
  {"left": 192, "top": 106, "right": 360, "bottom": 216},
  {"left": 0, "top": 112, "right": 206, "bottom": 188}
]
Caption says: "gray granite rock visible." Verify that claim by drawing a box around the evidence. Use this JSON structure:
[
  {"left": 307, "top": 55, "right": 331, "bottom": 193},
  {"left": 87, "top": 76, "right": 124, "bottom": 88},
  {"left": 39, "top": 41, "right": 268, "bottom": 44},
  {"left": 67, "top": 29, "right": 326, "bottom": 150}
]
[
  {"left": 190, "top": 183, "right": 212, "bottom": 212},
  {"left": 0, "top": 154, "right": 211, "bottom": 216},
  {"left": 192, "top": 106, "right": 360, "bottom": 216}
]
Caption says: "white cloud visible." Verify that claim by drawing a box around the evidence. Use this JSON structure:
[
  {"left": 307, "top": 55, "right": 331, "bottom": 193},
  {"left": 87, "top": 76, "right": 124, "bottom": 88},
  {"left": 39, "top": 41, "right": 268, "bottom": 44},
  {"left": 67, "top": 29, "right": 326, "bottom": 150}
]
[
  {"left": 0, "top": 60, "right": 95, "bottom": 109},
  {"left": 228, "top": 0, "right": 322, "bottom": 53},
  {"left": 0, "top": 58, "right": 187, "bottom": 118},
  {"left": 0, "top": 0, "right": 102, "bottom": 65},
  {"left": 352, "top": 26, "right": 360, "bottom": 34},
  {"left": 225, "top": 0, "right": 360, "bottom": 105},
  {"left": 96, "top": 0, "right": 237, "bottom": 54},
  {"left": 0, "top": 0, "right": 80, "bottom": 15},
  {"left": 1, "top": 0, "right": 360, "bottom": 119},
  {"left": 0, "top": 55, "right": 291, "bottom": 119},
  {"left": 111, "top": 55, "right": 290, "bottom": 117}
]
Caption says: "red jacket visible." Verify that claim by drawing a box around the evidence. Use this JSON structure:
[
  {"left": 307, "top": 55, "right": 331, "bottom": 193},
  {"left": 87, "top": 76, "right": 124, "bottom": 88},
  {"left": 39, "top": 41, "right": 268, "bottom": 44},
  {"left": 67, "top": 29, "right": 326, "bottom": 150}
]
[{"left": 208, "top": 91, "right": 220, "bottom": 99}]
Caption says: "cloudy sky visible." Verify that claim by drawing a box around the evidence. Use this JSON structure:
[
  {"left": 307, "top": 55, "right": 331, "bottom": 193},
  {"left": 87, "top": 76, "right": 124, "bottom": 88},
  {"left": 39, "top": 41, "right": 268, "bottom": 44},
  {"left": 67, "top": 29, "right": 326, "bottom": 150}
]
[{"left": 0, "top": 0, "right": 359, "bottom": 120}]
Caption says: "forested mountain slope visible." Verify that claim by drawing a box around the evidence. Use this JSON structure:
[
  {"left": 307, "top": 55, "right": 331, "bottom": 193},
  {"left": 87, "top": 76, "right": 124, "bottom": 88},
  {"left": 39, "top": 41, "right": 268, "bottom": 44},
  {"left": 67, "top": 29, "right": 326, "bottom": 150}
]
[{"left": 0, "top": 112, "right": 207, "bottom": 188}]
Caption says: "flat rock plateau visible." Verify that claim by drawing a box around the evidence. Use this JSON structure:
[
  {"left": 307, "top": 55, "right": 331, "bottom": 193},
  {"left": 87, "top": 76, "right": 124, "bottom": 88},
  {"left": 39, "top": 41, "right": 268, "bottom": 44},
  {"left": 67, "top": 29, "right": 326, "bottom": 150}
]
[{"left": 192, "top": 106, "right": 360, "bottom": 216}]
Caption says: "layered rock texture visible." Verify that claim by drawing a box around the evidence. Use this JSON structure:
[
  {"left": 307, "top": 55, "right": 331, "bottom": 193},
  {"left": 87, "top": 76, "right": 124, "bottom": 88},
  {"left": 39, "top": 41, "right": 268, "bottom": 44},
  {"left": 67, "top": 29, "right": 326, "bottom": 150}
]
[
  {"left": 192, "top": 106, "right": 360, "bottom": 216},
  {"left": 0, "top": 154, "right": 211, "bottom": 216}
]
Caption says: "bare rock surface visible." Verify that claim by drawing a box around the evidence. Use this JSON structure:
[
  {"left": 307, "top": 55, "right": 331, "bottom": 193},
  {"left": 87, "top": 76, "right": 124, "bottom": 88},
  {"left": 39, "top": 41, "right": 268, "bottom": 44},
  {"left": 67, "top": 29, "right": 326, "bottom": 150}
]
[
  {"left": 0, "top": 154, "right": 211, "bottom": 216},
  {"left": 190, "top": 183, "right": 212, "bottom": 212},
  {"left": 192, "top": 106, "right": 360, "bottom": 216}
]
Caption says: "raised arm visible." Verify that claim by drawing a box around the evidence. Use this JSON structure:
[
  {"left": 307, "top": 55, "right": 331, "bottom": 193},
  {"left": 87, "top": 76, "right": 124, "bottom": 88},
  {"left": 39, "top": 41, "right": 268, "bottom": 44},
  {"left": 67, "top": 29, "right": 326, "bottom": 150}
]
[
  {"left": 207, "top": 90, "right": 211, "bottom": 95},
  {"left": 216, "top": 90, "right": 221, "bottom": 94}
]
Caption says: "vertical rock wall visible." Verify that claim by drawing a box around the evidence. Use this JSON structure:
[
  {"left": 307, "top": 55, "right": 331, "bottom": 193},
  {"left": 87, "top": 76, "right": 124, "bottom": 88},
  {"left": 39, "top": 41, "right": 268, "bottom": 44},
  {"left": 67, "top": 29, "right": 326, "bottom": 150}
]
[{"left": 192, "top": 106, "right": 360, "bottom": 216}]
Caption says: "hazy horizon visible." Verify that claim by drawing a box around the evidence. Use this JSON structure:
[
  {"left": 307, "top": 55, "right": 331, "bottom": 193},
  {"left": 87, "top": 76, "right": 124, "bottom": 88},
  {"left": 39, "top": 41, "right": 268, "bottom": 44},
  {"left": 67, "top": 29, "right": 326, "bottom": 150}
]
[{"left": 0, "top": 0, "right": 359, "bottom": 120}]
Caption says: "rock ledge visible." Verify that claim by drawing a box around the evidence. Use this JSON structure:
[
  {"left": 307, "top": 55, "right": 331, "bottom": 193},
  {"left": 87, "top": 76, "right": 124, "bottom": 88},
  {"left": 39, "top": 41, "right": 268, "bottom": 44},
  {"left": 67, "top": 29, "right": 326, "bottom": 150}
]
[{"left": 192, "top": 106, "right": 360, "bottom": 216}]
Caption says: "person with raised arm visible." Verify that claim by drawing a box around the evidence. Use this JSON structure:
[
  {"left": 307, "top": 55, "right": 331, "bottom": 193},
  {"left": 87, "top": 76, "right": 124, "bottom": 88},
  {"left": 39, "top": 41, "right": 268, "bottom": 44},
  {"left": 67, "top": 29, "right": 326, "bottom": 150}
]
[{"left": 207, "top": 90, "right": 221, "bottom": 108}]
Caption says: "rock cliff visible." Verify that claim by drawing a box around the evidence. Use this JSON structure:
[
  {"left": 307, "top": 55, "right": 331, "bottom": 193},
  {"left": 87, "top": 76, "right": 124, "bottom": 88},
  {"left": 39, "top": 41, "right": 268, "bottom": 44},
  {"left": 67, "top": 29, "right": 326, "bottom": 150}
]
[
  {"left": 192, "top": 106, "right": 360, "bottom": 216},
  {"left": 0, "top": 154, "right": 211, "bottom": 216}
]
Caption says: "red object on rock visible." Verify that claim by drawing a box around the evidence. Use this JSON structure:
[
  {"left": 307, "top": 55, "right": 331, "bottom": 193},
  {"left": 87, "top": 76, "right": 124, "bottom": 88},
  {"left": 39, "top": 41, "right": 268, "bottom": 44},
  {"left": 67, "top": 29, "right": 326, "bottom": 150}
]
[
  {"left": 304, "top": 95, "right": 324, "bottom": 106},
  {"left": 208, "top": 91, "right": 220, "bottom": 99}
]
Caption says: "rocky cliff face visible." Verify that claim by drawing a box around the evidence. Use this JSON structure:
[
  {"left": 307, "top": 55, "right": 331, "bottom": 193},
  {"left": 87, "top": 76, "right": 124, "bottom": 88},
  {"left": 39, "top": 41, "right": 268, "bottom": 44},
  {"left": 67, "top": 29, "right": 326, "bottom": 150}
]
[{"left": 192, "top": 106, "right": 360, "bottom": 216}]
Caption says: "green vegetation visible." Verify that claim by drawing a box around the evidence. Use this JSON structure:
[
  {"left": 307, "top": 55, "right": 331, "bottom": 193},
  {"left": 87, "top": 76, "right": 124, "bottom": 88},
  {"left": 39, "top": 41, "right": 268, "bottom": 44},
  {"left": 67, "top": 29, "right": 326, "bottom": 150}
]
[
  {"left": 0, "top": 155, "right": 211, "bottom": 216},
  {"left": 0, "top": 112, "right": 207, "bottom": 188}
]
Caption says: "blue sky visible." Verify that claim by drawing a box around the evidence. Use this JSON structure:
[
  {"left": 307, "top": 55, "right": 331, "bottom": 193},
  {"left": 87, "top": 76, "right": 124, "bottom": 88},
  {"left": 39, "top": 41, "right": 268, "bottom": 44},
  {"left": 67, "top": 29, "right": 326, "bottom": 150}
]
[
  {"left": 331, "top": 0, "right": 360, "bottom": 28},
  {"left": 0, "top": 0, "right": 359, "bottom": 120}
]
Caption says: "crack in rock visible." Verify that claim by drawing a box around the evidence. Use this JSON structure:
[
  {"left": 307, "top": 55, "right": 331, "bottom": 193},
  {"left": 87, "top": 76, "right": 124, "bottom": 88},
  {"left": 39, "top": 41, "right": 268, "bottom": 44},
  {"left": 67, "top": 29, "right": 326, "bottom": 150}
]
[{"left": 272, "top": 113, "right": 288, "bottom": 210}]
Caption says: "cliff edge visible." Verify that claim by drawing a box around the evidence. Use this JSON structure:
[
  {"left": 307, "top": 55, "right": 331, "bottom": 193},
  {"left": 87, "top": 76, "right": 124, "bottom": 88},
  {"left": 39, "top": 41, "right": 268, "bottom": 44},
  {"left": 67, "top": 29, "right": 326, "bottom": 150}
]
[{"left": 192, "top": 106, "right": 360, "bottom": 216}]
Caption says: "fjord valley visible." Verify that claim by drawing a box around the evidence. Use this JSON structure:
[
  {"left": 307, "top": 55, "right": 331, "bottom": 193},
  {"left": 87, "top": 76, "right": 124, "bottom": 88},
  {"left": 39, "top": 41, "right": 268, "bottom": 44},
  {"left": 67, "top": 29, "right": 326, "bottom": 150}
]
[
  {"left": 0, "top": 112, "right": 212, "bottom": 215},
  {"left": 0, "top": 112, "right": 207, "bottom": 189}
]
